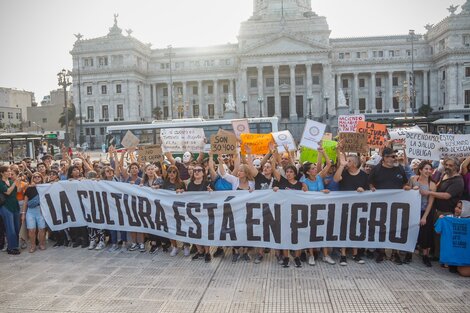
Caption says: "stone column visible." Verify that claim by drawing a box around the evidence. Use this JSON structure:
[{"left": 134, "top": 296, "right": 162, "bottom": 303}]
[
  {"left": 213, "top": 79, "right": 219, "bottom": 117},
  {"left": 198, "top": 80, "right": 204, "bottom": 117},
  {"left": 306, "top": 63, "right": 313, "bottom": 96},
  {"left": 182, "top": 81, "right": 188, "bottom": 117},
  {"left": 429, "top": 70, "right": 438, "bottom": 110},
  {"left": 406, "top": 71, "right": 412, "bottom": 114},
  {"left": 353, "top": 72, "right": 359, "bottom": 113},
  {"left": 423, "top": 70, "right": 429, "bottom": 106},
  {"left": 370, "top": 72, "right": 376, "bottom": 113},
  {"left": 168, "top": 81, "right": 174, "bottom": 119},
  {"left": 257, "top": 66, "right": 264, "bottom": 117},
  {"left": 336, "top": 73, "right": 342, "bottom": 108},
  {"left": 388, "top": 71, "right": 394, "bottom": 113},
  {"left": 274, "top": 65, "right": 280, "bottom": 117},
  {"left": 240, "top": 66, "right": 248, "bottom": 101},
  {"left": 230, "top": 79, "right": 235, "bottom": 104},
  {"left": 289, "top": 64, "right": 297, "bottom": 119}
]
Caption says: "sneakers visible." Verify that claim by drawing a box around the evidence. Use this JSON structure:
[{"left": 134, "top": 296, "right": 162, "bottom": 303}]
[
  {"left": 422, "top": 255, "right": 432, "bottom": 267},
  {"left": 213, "top": 247, "right": 224, "bottom": 258},
  {"left": 276, "top": 254, "right": 284, "bottom": 265},
  {"left": 323, "top": 255, "right": 336, "bottom": 265},
  {"left": 88, "top": 241, "right": 97, "bottom": 250},
  {"left": 352, "top": 255, "right": 365, "bottom": 264},
  {"left": 128, "top": 243, "right": 139, "bottom": 251},
  {"left": 391, "top": 253, "right": 403, "bottom": 265},
  {"left": 254, "top": 254, "right": 263, "bottom": 264},
  {"left": 139, "top": 243, "right": 146, "bottom": 253},
  {"left": 242, "top": 253, "right": 251, "bottom": 262},
  {"left": 183, "top": 245, "right": 191, "bottom": 257},
  {"left": 308, "top": 255, "right": 316, "bottom": 266},
  {"left": 95, "top": 241, "right": 105, "bottom": 250},
  {"left": 282, "top": 257, "right": 290, "bottom": 268},
  {"left": 204, "top": 253, "right": 212, "bottom": 263},
  {"left": 232, "top": 253, "right": 240, "bottom": 263},
  {"left": 192, "top": 253, "right": 204, "bottom": 260},
  {"left": 339, "top": 256, "right": 347, "bottom": 266},
  {"left": 107, "top": 244, "right": 119, "bottom": 252},
  {"left": 294, "top": 257, "right": 302, "bottom": 268},
  {"left": 149, "top": 245, "right": 159, "bottom": 255},
  {"left": 170, "top": 246, "right": 179, "bottom": 257}
]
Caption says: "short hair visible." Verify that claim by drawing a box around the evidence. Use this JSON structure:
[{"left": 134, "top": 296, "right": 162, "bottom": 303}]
[{"left": 382, "top": 147, "right": 396, "bottom": 157}]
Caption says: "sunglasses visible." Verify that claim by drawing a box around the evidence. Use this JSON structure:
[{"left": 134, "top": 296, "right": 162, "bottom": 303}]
[
  {"left": 168, "top": 170, "right": 177, "bottom": 174},
  {"left": 385, "top": 155, "right": 397, "bottom": 159},
  {"left": 222, "top": 154, "right": 229, "bottom": 159},
  {"left": 193, "top": 168, "right": 203, "bottom": 173}
]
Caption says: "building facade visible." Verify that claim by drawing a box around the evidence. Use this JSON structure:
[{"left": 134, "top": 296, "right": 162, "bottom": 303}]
[
  {"left": 0, "top": 87, "right": 35, "bottom": 131},
  {"left": 70, "top": 0, "right": 470, "bottom": 145}
]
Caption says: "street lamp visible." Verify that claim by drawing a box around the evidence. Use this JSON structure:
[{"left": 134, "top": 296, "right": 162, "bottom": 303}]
[
  {"left": 76, "top": 58, "right": 84, "bottom": 145},
  {"left": 242, "top": 96, "right": 247, "bottom": 118},
  {"left": 165, "top": 45, "right": 175, "bottom": 119},
  {"left": 257, "top": 96, "right": 263, "bottom": 117},
  {"left": 57, "top": 69, "right": 71, "bottom": 147},
  {"left": 307, "top": 94, "right": 313, "bottom": 120},
  {"left": 324, "top": 95, "right": 330, "bottom": 120},
  {"left": 409, "top": 29, "right": 416, "bottom": 119}
]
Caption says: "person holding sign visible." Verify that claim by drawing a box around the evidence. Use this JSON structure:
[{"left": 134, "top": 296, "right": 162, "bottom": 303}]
[{"left": 166, "top": 151, "right": 204, "bottom": 181}]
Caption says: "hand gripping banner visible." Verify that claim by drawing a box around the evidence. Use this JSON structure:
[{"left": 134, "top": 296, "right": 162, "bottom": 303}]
[{"left": 37, "top": 181, "right": 421, "bottom": 251}]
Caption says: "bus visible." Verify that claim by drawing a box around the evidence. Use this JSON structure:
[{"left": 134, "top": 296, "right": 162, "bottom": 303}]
[
  {"left": 0, "top": 133, "right": 44, "bottom": 163},
  {"left": 106, "top": 117, "right": 279, "bottom": 148}
]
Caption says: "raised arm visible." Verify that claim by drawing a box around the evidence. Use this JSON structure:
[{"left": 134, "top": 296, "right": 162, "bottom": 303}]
[
  {"left": 318, "top": 146, "right": 331, "bottom": 178},
  {"left": 461, "top": 156, "right": 470, "bottom": 175},
  {"left": 208, "top": 152, "right": 218, "bottom": 182}
]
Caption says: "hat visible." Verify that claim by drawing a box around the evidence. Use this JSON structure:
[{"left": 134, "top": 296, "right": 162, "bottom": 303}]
[{"left": 366, "top": 153, "right": 382, "bottom": 166}]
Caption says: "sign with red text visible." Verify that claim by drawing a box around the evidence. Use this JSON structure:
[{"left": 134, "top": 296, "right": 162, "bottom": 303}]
[{"left": 338, "top": 114, "right": 365, "bottom": 133}]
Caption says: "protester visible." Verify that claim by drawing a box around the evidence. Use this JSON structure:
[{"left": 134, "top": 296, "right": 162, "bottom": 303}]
[
  {"left": 0, "top": 165, "right": 21, "bottom": 254},
  {"left": 21, "top": 173, "right": 46, "bottom": 253}
]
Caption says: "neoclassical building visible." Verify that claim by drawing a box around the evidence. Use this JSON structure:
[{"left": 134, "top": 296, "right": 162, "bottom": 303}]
[{"left": 71, "top": 0, "right": 470, "bottom": 145}]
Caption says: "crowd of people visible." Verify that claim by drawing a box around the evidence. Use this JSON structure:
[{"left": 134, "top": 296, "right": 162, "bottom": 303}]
[{"left": 0, "top": 140, "right": 469, "bottom": 276}]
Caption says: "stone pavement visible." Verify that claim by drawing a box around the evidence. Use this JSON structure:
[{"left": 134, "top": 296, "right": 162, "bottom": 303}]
[{"left": 0, "top": 245, "right": 468, "bottom": 313}]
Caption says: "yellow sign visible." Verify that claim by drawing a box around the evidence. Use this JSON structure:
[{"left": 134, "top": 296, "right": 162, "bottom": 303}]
[{"left": 240, "top": 133, "right": 273, "bottom": 155}]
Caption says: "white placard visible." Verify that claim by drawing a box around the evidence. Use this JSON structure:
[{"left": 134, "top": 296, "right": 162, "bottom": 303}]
[
  {"left": 388, "top": 125, "right": 424, "bottom": 141},
  {"left": 271, "top": 130, "right": 296, "bottom": 153},
  {"left": 439, "top": 134, "right": 470, "bottom": 158},
  {"left": 405, "top": 133, "right": 441, "bottom": 161},
  {"left": 231, "top": 119, "right": 250, "bottom": 139},
  {"left": 160, "top": 128, "right": 205, "bottom": 153},
  {"left": 338, "top": 114, "right": 365, "bottom": 133},
  {"left": 120, "top": 130, "right": 140, "bottom": 148},
  {"left": 299, "top": 119, "right": 326, "bottom": 150}
]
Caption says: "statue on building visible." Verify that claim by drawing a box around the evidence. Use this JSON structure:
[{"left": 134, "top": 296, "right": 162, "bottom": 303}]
[
  {"left": 114, "top": 13, "right": 119, "bottom": 26},
  {"left": 337, "top": 88, "right": 347, "bottom": 107},
  {"left": 447, "top": 5, "right": 459, "bottom": 15},
  {"left": 125, "top": 29, "right": 133, "bottom": 36},
  {"left": 224, "top": 93, "right": 237, "bottom": 112},
  {"left": 74, "top": 33, "right": 83, "bottom": 41},
  {"left": 424, "top": 24, "right": 433, "bottom": 31}
]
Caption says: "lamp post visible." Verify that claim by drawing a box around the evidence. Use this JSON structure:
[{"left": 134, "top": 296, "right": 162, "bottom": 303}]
[
  {"left": 57, "top": 69, "right": 71, "bottom": 147},
  {"left": 165, "top": 45, "right": 175, "bottom": 119},
  {"left": 257, "top": 96, "right": 263, "bottom": 117},
  {"left": 307, "top": 94, "right": 313, "bottom": 120},
  {"left": 242, "top": 96, "right": 247, "bottom": 118},
  {"left": 77, "top": 57, "right": 84, "bottom": 145},
  {"left": 324, "top": 95, "right": 330, "bottom": 120},
  {"left": 409, "top": 29, "right": 416, "bottom": 119}
]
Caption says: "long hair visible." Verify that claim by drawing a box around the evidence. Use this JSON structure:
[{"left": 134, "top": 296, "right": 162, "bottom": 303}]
[{"left": 165, "top": 165, "right": 183, "bottom": 186}]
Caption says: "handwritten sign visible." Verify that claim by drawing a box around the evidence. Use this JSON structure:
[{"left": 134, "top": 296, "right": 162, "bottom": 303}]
[
  {"left": 299, "top": 140, "right": 338, "bottom": 164},
  {"left": 356, "top": 121, "right": 387, "bottom": 148},
  {"left": 388, "top": 125, "right": 424, "bottom": 141},
  {"left": 121, "top": 130, "right": 140, "bottom": 149},
  {"left": 338, "top": 114, "right": 365, "bottom": 133},
  {"left": 271, "top": 130, "right": 296, "bottom": 153},
  {"left": 137, "top": 145, "right": 163, "bottom": 163},
  {"left": 405, "top": 133, "right": 441, "bottom": 161},
  {"left": 231, "top": 119, "right": 250, "bottom": 139},
  {"left": 160, "top": 128, "right": 205, "bottom": 153},
  {"left": 210, "top": 131, "right": 237, "bottom": 155},
  {"left": 240, "top": 133, "right": 273, "bottom": 155},
  {"left": 299, "top": 119, "right": 326, "bottom": 150},
  {"left": 439, "top": 134, "right": 470, "bottom": 158},
  {"left": 339, "top": 132, "right": 368, "bottom": 154}
]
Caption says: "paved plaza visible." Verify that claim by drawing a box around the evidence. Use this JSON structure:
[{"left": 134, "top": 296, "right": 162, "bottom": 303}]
[{"left": 0, "top": 244, "right": 468, "bottom": 313}]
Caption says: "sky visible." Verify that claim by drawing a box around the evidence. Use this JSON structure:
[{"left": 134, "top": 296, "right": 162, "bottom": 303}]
[{"left": 0, "top": 0, "right": 466, "bottom": 103}]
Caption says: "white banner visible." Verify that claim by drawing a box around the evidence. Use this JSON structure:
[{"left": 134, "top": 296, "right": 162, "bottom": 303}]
[
  {"left": 388, "top": 125, "right": 424, "bottom": 141},
  {"left": 405, "top": 133, "right": 441, "bottom": 161},
  {"left": 338, "top": 114, "right": 365, "bottom": 133},
  {"left": 160, "top": 128, "right": 205, "bottom": 153},
  {"left": 37, "top": 181, "right": 421, "bottom": 251},
  {"left": 300, "top": 119, "right": 326, "bottom": 150}
]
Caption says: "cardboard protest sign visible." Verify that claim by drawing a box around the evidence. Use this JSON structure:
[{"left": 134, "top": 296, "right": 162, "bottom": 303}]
[
  {"left": 160, "top": 128, "right": 205, "bottom": 152},
  {"left": 338, "top": 132, "right": 368, "bottom": 154},
  {"left": 439, "top": 134, "right": 470, "bottom": 158},
  {"left": 137, "top": 145, "right": 163, "bottom": 163},
  {"left": 231, "top": 119, "right": 250, "bottom": 139},
  {"left": 121, "top": 130, "right": 140, "bottom": 149},
  {"left": 240, "top": 133, "right": 273, "bottom": 155},
  {"left": 356, "top": 121, "right": 387, "bottom": 148},
  {"left": 388, "top": 125, "right": 424, "bottom": 141},
  {"left": 210, "top": 131, "right": 238, "bottom": 155},
  {"left": 338, "top": 114, "right": 365, "bottom": 133},
  {"left": 271, "top": 130, "right": 296, "bottom": 153},
  {"left": 299, "top": 119, "right": 326, "bottom": 150},
  {"left": 405, "top": 133, "right": 441, "bottom": 161},
  {"left": 299, "top": 140, "right": 338, "bottom": 164}
]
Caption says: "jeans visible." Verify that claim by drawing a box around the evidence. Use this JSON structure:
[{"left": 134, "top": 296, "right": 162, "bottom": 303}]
[
  {"left": 0, "top": 206, "right": 20, "bottom": 250},
  {"left": 26, "top": 207, "right": 46, "bottom": 230},
  {"left": 109, "top": 230, "right": 127, "bottom": 244}
]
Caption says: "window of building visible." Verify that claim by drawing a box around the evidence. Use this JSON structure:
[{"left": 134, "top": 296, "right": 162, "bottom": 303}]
[
  {"left": 393, "top": 77, "right": 399, "bottom": 86},
  {"left": 312, "top": 75, "right": 320, "bottom": 85},
  {"left": 87, "top": 106, "right": 94, "bottom": 120},
  {"left": 192, "top": 86, "right": 198, "bottom": 95},
  {"left": 42, "top": 118, "right": 47, "bottom": 123},
  {"left": 465, "top": 67, "right": 470, "bottom": 77},
  {"left": 102, "top": 105, "right": 109, "bottom": 119},
  {"left": 117, "top": 104, "right": 123, "bottom": 119},
  {"left": 208, "top": 85, "right": 213, "bottom": 94},
  {"left": 163, "top": 87, "right": 168, "bottom": 97},
  {"left": 163, "top": 106, "right": 168, "bottom": 119},
  {"left": 389, "top": 50, "right": 394, "bottom": 57},
  {"left": 393, "top": 97, "right": 399, "bottom": 111},
  {"left": 442, "top": 70, "right": 446, "bottom": 80},
  {"left": 439, "top": 39, "right": 446, "bottom": 51},
  {"left": 395, "top": 50, "right": 401, "bottom": 57},
  {"left": 296, "top": 96, "right": 304, "bottom": 118},
  {"left": 376, "top": 77, "right": 382, "bottom": 87},
  {"left": 85, "top": 128, "right": 96, "bottom": 136},
  {"left": 116, "top": 84, "right": 121, "bottom": 94},
  {"left": 101, "top": 85, "right": 107, "bottom": 94},
  {"left": 359, "top": 98, "right": 366, "bottom": 112},
  {"left": 464, "top": 35, "right": 470, "bottom": 47},
  {"left": 465, "top": 90, "right": 470, "bottom": 107},
  {"left": 339, "top": 53, "right": 344, "bottom": 59},
  {"left": 98, "top": 56, "right": 108, "bottom": 66},
  {"left": 250, "top": 78, "right": 257, "bottom": 88},
  {"left": 176, "top": 87, "right": 183, "bottom": 95},
  {"left": 378, "top": 51, "right": 384, "bottom": 57},
  {"left": 208, "top": 104, "right": 214, "bottom": 118},
  {"left": 83, "top": 57, "right": 93, "bottom": 67},
  {"left": 376, "top": 98, "right": 383, "bottom": 112},
  {"left": 7, "top": 112, "right": 13, "bottom": 119},
  {"left": 100, "top": 127, "right": 106, "bottom": 135},
  {"left": 443, "top": 92, "right": 446, "bottom": 105},
  {"left": 342, "top": 79, "right": 348, "bottom": 88},
  {"left": 345, "top": 52, "right": 351, "bottom": 59},
  {"left": 193, "top": 105, "right": 199, "bottom": 117},
  {"left": 86, "top": 86, "right": 92, "bottom": 95},
  {"left": 356, "top": 52, "right": 361, "bottom": 59},
  {"left": 295, "top": 76, "right": 303, "bottom": 86},
  {"left": 359, "top": 78, "right": 365, "bottom": 88},
  {"left": 0, "top": 112, "right": 4, "bottom": 119},
  {"left": 266, "top": 78, "right": 274, "bottom": 87},
  {"left": 279, "top": 77, "right": 290, "bottom": 85},
  {"left": 223, "top": 84, "right": 229, "bottom": 93},
  {"left": 16, "top": 113, "right": 21, "bottom": 119}
]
